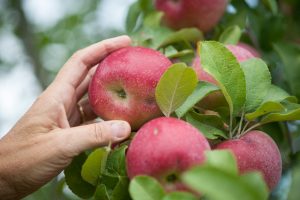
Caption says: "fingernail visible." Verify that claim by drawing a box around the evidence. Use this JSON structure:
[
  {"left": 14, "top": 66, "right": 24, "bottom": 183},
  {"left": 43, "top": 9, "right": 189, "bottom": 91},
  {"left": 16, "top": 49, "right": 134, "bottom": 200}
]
[{"left": 111, "top": 121, "right": 130, "bottom": 139}]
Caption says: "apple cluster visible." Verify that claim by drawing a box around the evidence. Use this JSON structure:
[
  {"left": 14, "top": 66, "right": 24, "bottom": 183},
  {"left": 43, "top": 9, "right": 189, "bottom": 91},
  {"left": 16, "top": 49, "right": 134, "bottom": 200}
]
[{"left": 88, "top": 45, "right": 282, "bottom": 193}]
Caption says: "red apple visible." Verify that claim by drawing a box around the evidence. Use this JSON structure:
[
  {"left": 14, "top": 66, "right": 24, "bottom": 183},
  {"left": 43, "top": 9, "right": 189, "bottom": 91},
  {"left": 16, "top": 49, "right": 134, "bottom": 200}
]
[
  {"left": 215, "top": 130, "right": 282, "bottom": 190},
  {"left": 88, "top": 46, "right": 172, "bottom": 130},
  {"left": 154, "top": 0, "right": 228, "bottom": 32},
  {"left": 192, "top": 43, "right": 259, "bottom": 110},
  {"left": 126, "top": 117, "right": 211, "bottom": 191}
]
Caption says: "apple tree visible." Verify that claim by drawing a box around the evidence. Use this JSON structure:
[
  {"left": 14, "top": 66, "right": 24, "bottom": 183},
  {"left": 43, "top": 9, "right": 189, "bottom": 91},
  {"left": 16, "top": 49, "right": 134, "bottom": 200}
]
[{"left": 64, "top": 0, "right": 300, "bottom": 199}]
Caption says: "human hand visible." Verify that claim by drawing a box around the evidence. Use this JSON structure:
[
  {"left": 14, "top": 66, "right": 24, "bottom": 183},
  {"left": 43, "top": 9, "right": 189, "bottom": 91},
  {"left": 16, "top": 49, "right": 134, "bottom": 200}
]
[{"left": 0, "top": 35, "right": 132, "bottom": 199}]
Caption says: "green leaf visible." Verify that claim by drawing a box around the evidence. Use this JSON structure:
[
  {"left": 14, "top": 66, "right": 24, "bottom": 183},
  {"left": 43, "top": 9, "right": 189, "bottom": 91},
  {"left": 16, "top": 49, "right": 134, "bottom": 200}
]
[
  {"left": 155, "top": 63, "right": 198, "bottom": 117},
  {"left": 186, "top": 112, "right": 227, "bottom": 139},
  {"left": 126, "top": 2, "right": 141, "bottom": 33},
  {"left": 245, "top": 101, "right": 285, "bottom": 121},
  {"left": 205, "top": 150, "right": 238, "bottom": 175},
  {"left": 182, "top": 166, "right": 268, "bottom": 200},
  {"left": 94, "top": 184, "right": 110, "bottom": 200},
  {"left": 260, "top": 102, "right": 300, "bottom": 124},
  {"left": 262, "top": 0, "right": 278, "bottom": 14},
  {"left": 199, "top": 41, "right": 246, "bottom": 116},
  {"left": 182, "top": 150, "right": 268, "bottom": 200},
  {"left": 64, "top": 153, "right": 95, "bottom": 199},
  {"left": 138, "top": 0, "right": 154, "bottom": 14},
  {"left": 144, "top": 12, "right": 163, "bottom": 28},
  {"left": 241, "top": 58, "right": 272, "bottom": 112},
  {"left": 166, "top": 49, "right": 195, "bottom": 60},
  {"left": 288, "top": 157, "right": 300, "bottom": 200},
  {"left": 129, "top": 176, "right": 165, "bottom": 200},
  {"left": 274, "top": 42, "right": 300, "bottom": 100},
  {"left": 162, "top": 192, "right": 197, "bottom": 200},
  {"left": 105, "top": 145, "right": 128, "bottom": 176},
  {"left": 175, "top": 82, "right": 220, "bottom": 118},
  {"left": 110, "top": 177, "right": 131, "bottom": 200},
  {"left": 263, "top": 84, "right": 297, "bottom": 103},
  {"left": 159, "top": 28, "right": 203, "bottom": 48},
  {"left": 219, "top": 25, "right": 242, "bottom": 45},
  {"left": 81, "top": 148, "right": 109, "bottom": 186}
]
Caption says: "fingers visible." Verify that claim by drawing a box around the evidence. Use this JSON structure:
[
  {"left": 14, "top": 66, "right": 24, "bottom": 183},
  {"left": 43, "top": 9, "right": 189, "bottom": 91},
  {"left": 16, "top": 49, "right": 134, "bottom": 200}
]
[
  {"left": 75, "top": 66, "right": 97, "bottom": 100},
  {"left": 54, "top": 35, "right": 131, "bottom": 89},
  {"left": 57, "top": 120, "right": 131, "bottom": 156},
  {"left": 69, "top": 97, "right": 97, "bottom": 126}
]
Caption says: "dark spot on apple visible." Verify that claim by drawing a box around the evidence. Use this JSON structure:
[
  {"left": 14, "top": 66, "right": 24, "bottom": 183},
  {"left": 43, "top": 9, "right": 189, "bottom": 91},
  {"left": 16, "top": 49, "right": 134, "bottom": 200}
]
[
  {"left": 170, "top": 0, "right": 180, "bottom": 3},
  {"left": 116, "top": 88, "right": 126, "bottom": 99},
  {"left": 166, "top": 173, "right": 178, "bottom": 183},
  {"left": 145, "top": 97, "right": 155, "bottom": 105}
]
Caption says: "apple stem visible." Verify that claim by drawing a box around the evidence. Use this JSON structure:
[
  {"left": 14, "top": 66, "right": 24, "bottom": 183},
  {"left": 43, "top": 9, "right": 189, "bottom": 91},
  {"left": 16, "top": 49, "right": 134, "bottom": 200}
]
[
  {"left": 229, "top": 114, "right": 233, "bottom": 138},
  {"left": 241, "top": 120, "right": 251, "bottom": 135},
  {"left": 241, "top": 123, "right": 262, "bottom": 136},
  {"left": 237, "top": 111, "right": 245, "bottom": 136}
]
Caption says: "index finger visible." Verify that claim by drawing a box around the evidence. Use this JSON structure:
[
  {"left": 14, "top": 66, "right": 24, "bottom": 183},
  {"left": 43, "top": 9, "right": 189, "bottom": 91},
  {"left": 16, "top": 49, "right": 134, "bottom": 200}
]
[{"left": 54, "top": 35, "right": 131, "bottom": 89}]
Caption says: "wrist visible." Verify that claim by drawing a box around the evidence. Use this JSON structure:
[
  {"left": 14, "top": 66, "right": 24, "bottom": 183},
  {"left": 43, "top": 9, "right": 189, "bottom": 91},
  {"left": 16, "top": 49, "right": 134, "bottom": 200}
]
[{"left": 0, "top": 172, "right": 19, "bottom": 200}]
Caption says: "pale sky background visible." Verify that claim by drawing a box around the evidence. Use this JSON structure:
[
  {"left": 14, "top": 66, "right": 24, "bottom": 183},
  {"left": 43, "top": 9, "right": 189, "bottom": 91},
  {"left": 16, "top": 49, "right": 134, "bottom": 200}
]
[{"left": 0, "top": 0, "right": 135, "bottom": 137}]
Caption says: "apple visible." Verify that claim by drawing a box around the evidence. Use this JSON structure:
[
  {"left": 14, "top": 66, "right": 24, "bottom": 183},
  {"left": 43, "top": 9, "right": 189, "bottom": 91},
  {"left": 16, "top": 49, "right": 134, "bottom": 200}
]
[
  {"left": 214, "top": 130, "right": 282, "bottom": 190},
  {"left": 126, "top": 117, "right": 210, "bottom": 191},
  {"left": 154, "top": 0, "right": 228, "bottom": 32},
  {"left": 192, "top": 43, "right": 259, "bottom": 110},
  {"left": 88, "top": 46, "right": 172, "bottom": 130}
]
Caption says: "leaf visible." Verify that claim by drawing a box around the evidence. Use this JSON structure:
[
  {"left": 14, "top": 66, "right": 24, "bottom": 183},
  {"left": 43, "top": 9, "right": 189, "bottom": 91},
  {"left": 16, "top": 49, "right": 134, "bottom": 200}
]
[
  {"left": 81, "top": 148, "right": 109, "bottom": 186},
  {"left": 262, "top": 0, "right": 278, "bottom": 14},
  {"left": 245, "top": 101, "right": 285, "bottom": 121},
  {"left": 240, "top": 58, "right": 272, "bottom": 112},
  {"left": 159, "top": 28, "right": 203, "bottom": 48},
  {"left": 166, "top": 49, "right": 195, "bottom": 60},
  {"left": 129, "top": 176, "right": 165, "bottom": 200},
  {"left": 155, "top": 63, "right": 198, "bottom": 117},
  {"left": 110, "top": 177, "right": 131, "bottom": 200},
  {"left": 186, "top": 112, "right": 227, "bottom": 139},
  {"left": 182, "top": 150, "right": 268, "bottom": 200},
  {"left": 143, "top": 12, "right": 163, "bottom": 28},
  {"left": 274, "top": 42, "right": 300, "bottom": 100},
  {"left": 162, "top": 192, "right": 198, "bottom": 200},
  {"left": 105, "top": 145, "right": 128, "bottom": 176},
  {"left": 260, "top": 102, "right": 300, "bottom": 124},
  {"left": 205, "top": 150, "right": 238, "bottom": 175},
  {"left": 138, "top": 0, "right": 154, "bottom": 14},
  {"left": 175, "top": 81, "right": 220, "bottom": 118},
  {"left": 182, "top": 166, "right": 268, "bottom": 200},
  {"left": 64, "top": 153, "right": 95, "bottom": 199},
  {"left": 126, "top": 1, "right": 141, "bottom": 33},
  {"left": 288, "top": 157, "right": 300, "bottom": 200},
  {"left": 263, "top": 84, "right": 297, "bottom": 103},
  {"left": 199, "top": 41, "right": 246, "bottom": 116},
  {"left": 94, "top": 184, "right": 110, "bottom": 200},
  {"left": 219, "top": 25, "right": 242, "bottom": 45}
]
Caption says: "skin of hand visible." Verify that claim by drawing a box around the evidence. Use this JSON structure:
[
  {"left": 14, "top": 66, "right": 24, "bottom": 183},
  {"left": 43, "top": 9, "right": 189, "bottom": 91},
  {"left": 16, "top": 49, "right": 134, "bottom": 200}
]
[{"left": 0, "top": 35, "right": 132, "bottom": 199}]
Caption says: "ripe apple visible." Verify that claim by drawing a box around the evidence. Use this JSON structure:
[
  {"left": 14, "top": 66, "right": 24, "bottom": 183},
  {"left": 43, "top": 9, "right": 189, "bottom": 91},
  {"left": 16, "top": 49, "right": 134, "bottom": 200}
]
[
  {"left": 154, "top": 0, "right": 228, "bottom": 32},
  {"left": 126, "top": 117, "right": 211, "bottom": 191},
  {"left": 192, "top": 43, "right": 259, "bottom": 110},
  {"left": 215, "top": 130, "right": 282, "bottom": 190},
  {"left": 88, "top": 46, "right": 172, "bottom": 130}
]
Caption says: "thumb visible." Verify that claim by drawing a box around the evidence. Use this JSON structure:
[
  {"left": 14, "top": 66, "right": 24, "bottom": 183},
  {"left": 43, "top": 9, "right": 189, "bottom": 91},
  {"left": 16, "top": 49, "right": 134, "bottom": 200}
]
[{"left": 57, "top": 120, "right": 131, "bottom": 156}]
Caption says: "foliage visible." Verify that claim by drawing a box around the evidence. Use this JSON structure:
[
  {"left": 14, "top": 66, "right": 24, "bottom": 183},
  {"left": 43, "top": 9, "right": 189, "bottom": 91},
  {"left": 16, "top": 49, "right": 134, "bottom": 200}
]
[{"left": 3, "top": 0, "right": 300, "bottom": 199}]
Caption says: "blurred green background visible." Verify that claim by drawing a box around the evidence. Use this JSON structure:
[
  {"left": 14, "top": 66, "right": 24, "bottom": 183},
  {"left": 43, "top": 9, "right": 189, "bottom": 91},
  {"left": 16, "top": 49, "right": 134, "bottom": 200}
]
[{"left": 0, "top": 0, "right": 300, "bottom": 199}]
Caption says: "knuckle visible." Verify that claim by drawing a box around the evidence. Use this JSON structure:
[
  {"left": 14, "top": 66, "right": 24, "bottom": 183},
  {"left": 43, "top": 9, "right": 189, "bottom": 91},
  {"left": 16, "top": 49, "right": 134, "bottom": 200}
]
[
  {"left": 90, "top": 124, "right": 107, "bottom": 146},
  {"left": 70, "top": 49, "right": 85, "bottom": 63}
]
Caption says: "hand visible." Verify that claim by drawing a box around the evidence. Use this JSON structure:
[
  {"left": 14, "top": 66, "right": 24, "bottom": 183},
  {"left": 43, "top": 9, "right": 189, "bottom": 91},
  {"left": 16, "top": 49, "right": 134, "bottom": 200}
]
[{"left": 0, "top": 35, "right": 132, "bottom": 199}]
